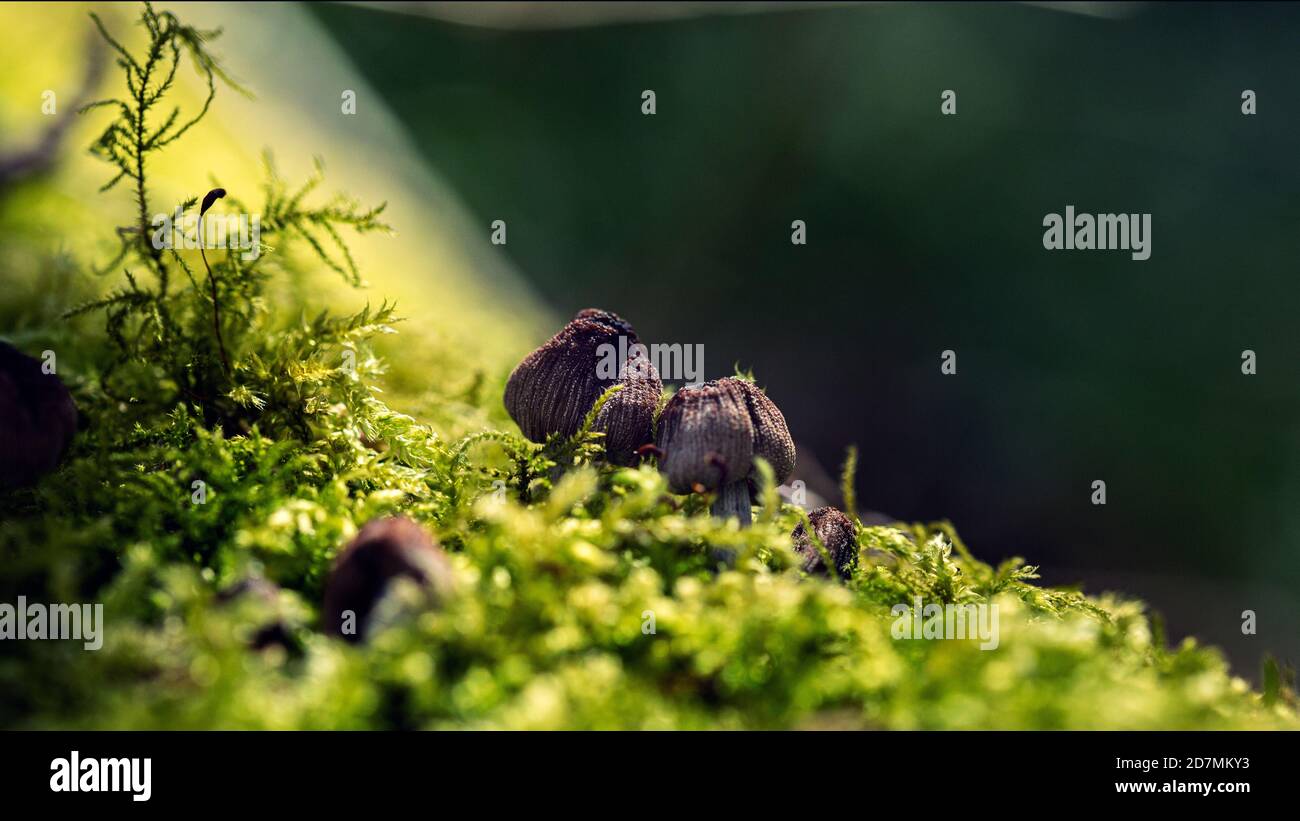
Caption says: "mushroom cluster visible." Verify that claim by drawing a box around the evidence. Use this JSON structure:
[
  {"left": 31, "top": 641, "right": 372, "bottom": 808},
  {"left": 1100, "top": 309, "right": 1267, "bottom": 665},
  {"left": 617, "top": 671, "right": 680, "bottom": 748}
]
[
  {"left": 505, "top": 311, "right": 799, "bottom": 525},
  {"left": 503, "top": 308, "right": 866, "bottom": 581},
  {"left": 0, "top": 341, "right": 77, "bottom": 489},
  {"left": 504, "top": 308, "right": 661, "bottom": 466},
  {"left": 324, "top": 308, "right": 861, "bottom": 642}
]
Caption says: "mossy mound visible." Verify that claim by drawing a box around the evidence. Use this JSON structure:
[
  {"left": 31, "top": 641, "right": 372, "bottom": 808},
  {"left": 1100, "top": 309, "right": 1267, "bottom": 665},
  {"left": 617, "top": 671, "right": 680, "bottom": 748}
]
[{"left": 4, "top": 431, "right": 1295, "bottom": 728}]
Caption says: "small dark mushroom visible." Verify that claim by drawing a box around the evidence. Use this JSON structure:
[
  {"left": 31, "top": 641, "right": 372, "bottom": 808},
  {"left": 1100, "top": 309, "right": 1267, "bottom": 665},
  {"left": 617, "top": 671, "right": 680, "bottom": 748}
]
[
  {"left": 792, "top": 506, "right": 859, "bottom": 580},
  {"left": 216, "top": 577, "right": 295, "bottom": 652},
  {"left": 656, "top": 376, "right": 795, "bottom": 525},
  {"left": 504, "top": 308, "right": 662, "bottom": 465},
  {"left": 0, "top": 341, "right": 77, "bottom": 489},
  {"left": 322, "top": 517, "right": 453, "bottom": 643}
]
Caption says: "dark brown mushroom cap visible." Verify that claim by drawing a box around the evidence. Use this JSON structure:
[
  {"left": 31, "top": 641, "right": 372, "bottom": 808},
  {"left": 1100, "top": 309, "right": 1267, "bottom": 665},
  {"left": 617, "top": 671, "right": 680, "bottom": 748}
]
[
  {"left": 322, "top": 516, "right": 452, "bottom": 643},
  {"left": 793, "top": 506, "right": 859, "bottom": 580},
  {"left": 593, "top": 347, "right": 662, "bottom": 466},
  {"left": 655, "top": 376, "right": 794, "bottom": 494},
  {"left": 728, "top": 377, "right": 795, "bottom": 486},
  {"left": 655, "top": 379, "right": 754, "bottom": 493},
  {"left": 504, "top": 309, "right": 661, "bottom": 463},
  {"left": 573, "top": 308, "right": 637, "bottom": 339},
  {"left": 0, "top": 341, "right": 77, "bottom": 489}
]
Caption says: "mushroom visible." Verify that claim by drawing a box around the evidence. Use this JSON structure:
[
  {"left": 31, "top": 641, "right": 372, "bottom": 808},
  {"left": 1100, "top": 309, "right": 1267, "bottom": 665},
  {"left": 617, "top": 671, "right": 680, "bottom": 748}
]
[
  {"left": 215, "top": 577, "right": 295, "bottom": 652},
  {"left": 322, "top": 516, "right": 453, "bottom": 643},
  {"left": 792, "top": 506, "right": 859, "bottom": 580},
  {"left": 656, "top": 376, "right": 795, "bottom": 525},
  {"left": 504, "top": 308, "right": 662, "bottom": 465},
  {"left": 0, "top": 341, "right": 77, "bottom": 489}
]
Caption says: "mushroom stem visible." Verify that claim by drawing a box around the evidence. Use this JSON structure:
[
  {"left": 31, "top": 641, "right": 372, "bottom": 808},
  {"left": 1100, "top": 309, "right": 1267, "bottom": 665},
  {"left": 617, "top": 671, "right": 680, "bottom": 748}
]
[{"left": 711, "top": 481, "right": 753, "bottom": 526}]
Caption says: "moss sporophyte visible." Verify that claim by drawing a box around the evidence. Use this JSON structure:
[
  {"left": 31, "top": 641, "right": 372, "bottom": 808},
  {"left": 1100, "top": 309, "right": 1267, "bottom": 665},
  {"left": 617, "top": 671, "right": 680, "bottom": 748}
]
[{"left": 0, "top": 2, "right": 1294, "bottom": 729}]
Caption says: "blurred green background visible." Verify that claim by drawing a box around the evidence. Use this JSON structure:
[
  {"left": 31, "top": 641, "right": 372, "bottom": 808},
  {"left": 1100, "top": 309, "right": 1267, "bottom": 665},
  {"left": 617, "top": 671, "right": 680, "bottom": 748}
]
[{"left": 310, "top": 1, "right": 1300, "bottom": 677}]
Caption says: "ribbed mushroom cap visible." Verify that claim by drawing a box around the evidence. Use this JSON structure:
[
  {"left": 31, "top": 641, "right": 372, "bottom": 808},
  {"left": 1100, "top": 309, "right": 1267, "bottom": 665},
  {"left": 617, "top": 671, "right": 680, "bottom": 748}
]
[
  {"left": 594, "top": 344, "right": 662, "bottom": 466},
  {"left": 322, "top": 516, "right": 452, "bottom": 643},
  {"left": 793, "top": 506, "right": 859, "bottom": 580},
  {"left": 0, "top": 341, "right": 77, "bottom": 489},
  {"left": 655, "top": 376, "right": 795, "bottom": 495},
  {"left": 504, "top": 309, "right": 661, "bottom": 463},
  {"left": 728, "top": 377, "right": 796, "bottom": 486},
  {"left": 655, "top": 378, "right": 754, "bottom": 493},
  {"left": 573, "top": 307, "right": 637, "bottom": 338}
]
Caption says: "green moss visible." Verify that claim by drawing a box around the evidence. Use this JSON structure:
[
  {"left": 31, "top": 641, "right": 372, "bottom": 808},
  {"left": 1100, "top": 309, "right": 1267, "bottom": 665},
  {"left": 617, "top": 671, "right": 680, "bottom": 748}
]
[{"left": 0, "top": 3, "right": 1295, "bottom": 730}]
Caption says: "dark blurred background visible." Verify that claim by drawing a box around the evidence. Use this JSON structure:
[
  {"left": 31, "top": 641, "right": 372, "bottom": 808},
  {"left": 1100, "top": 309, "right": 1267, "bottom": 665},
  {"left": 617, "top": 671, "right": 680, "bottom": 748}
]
[{"left": 313, "top": 1, "right": 1300, "bottom": 677}]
